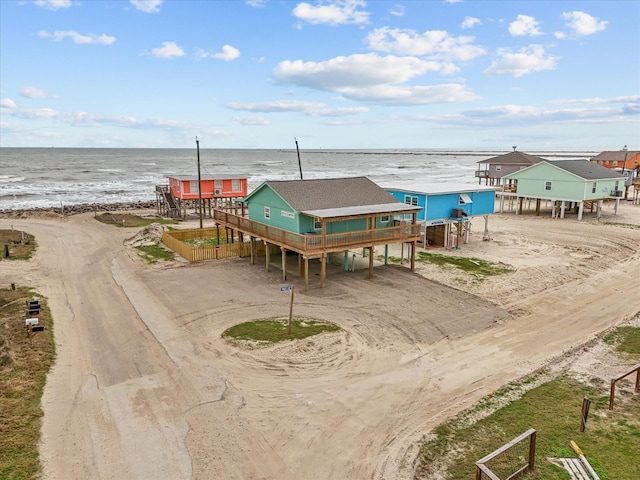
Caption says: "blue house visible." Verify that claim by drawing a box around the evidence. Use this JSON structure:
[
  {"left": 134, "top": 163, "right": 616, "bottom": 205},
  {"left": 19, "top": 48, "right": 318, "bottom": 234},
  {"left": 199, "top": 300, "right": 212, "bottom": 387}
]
[
  {"left": 213, "top": 177, "right": 422, "bottom": 289},
  {"left": 384, "top": 183, "right": 499, "bottom": 247}
]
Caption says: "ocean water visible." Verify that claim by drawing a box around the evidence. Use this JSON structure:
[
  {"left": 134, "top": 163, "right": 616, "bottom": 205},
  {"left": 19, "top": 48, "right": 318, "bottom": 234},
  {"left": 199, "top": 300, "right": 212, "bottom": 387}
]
[{"left": 0, "top": 148, "right": 597, "bottom": 211}]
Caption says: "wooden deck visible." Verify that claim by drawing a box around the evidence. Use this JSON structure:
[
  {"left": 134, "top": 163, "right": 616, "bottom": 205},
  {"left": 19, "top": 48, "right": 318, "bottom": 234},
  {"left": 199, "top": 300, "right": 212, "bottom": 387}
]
[{"left": 212, "top": 210, "right": 422, "bottom": 258}]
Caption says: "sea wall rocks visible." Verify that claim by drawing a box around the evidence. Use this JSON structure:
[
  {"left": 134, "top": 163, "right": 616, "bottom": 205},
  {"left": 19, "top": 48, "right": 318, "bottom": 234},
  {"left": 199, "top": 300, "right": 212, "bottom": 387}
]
[{"left": 0, "top": 201, "right": 157, "bottom": 218}]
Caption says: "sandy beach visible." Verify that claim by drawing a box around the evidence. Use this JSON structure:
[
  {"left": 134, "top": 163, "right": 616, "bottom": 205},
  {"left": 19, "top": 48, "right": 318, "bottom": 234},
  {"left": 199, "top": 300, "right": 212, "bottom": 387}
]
[{"left": 1, "top": 198, "right": 639, "bottom": 480}]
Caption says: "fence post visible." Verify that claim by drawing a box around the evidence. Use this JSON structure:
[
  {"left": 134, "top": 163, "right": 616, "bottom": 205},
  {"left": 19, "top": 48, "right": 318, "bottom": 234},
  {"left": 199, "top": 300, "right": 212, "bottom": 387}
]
[
  {"left": 609, "top": 379, "right": 616, "bottom": 410},
  {"left": 528, "top": 430, "right": 536, "bottom": 472}
]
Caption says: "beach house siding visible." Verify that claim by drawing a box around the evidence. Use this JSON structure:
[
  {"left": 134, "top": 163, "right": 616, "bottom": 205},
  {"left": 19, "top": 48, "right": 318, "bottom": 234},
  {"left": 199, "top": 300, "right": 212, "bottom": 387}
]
[
  {"left": 386, "top": 186, "right": 496, "bottom": 221},
  {"left": 168, "top": 176, "right": 247, "bottom": 200},
  {"left": 504, "top": 162, "right": 622, "bottom": 201}
]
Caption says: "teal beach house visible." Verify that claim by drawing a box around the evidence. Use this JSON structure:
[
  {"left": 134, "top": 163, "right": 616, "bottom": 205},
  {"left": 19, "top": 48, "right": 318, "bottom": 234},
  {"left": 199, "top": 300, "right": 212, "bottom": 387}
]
[{"left": 213, "top": 177, "right": 422, "bottom": 289}]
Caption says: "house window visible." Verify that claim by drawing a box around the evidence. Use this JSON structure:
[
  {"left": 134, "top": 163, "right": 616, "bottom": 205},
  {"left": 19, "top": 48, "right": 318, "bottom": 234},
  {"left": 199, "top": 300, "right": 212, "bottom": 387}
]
[
  {"left": 545, "top": 181, "right": 552, "bottom": 191},
  {"left": 380, "top": 215, "right": 390, "bottom": 223},
  {"left": 314, "top": 218, "right": 322, "bottom": 230},
  {"left": 264, "top": 206, "right": 270, "bottom": 219},
  {"left": 495, "top": 165, "right": 502, "bottom": 171},
  {"left": 404, "top": 195, "right": 418, "bottom": 206},
  {"left": 613, "top": 161, "right": 618, "bottom": 166},
  {"left": 592, "top": 182, "right": 597, "bottom": 194},
  {"left": 232, "top": 179, "right": 240, "bottom": 192},
  {"left": 214, "top": 179, "right": 223, "bottom": 189},
  {"left": 189, "top": 180, "right": 199, "bottom": 193}
]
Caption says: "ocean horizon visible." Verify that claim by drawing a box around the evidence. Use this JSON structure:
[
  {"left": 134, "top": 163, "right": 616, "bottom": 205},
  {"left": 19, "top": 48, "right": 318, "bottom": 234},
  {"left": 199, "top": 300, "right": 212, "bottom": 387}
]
[{"left": 0, "top": 147, "right": 598, "bottom": 211}]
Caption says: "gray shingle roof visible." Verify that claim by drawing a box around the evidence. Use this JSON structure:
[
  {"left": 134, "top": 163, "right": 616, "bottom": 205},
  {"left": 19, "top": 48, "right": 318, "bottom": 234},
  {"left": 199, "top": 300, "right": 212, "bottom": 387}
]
[
  {"left": 266, "top": 177, "right": 400, "bottom": 211},
  {"left": 477, "top": 151, "right": 546, "bottom": 165},
  {"left": 548, "top": 160, "right": 625, "bottom": 180},
  {"left": 590, "top": 151, "right": 640, "bottom": 161}
]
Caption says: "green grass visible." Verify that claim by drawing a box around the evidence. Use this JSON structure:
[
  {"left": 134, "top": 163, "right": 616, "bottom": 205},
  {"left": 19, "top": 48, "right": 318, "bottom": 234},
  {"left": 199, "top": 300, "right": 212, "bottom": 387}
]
[
  {"left": 183, "top": 236, "right": 229, "bottom": 247},
  {"left": 383, "top": 251, "right": 512, "bottom": 279},
  {"left": 603, "top": 326, "right": 640, "bottom": 356},
  {"left": 0, "top": 230, "right": 37, "bottom": 261},
  {"left": 0, "top": 287, "right": 55, "bottom": 480},
  {"left": 223, "top": 318, "right": 341, "bottom": 345},
  {"left": 135, "top": 244, "right": 175, "bottom": 263},
  {"left": 417, "top": 375, "right": 640, "bottom": 479}
]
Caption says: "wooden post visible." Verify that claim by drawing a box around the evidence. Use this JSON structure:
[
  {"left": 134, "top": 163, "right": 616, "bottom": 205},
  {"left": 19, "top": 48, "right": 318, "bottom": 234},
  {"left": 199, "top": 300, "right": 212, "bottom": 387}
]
[
  {"left": 580, "top": 397, "right": 591, "bottom": 432},
  {"left": 609, "top": 378, "right": 615, "bottom": 410},
  {"left": 250, "top": 237, "right": 255, "bottom": 265},
  {"left": 535, "top": 198, "right": 541, "bottom": 216},
  {"left": 320, "top": 253, "right": 326, "bottom": 288},
  {"left": 304, "top": 257, "right": 309, "bottom": 291},
  {"left": 528, "top": 430, "right": 536, "bottom": 472},
  {"left": 265, "top": 242, "right": 270, "bottom": 272},
  {"left": 281, "top": 247, "right": 287, "bottom": 281},
  {"left": 410, "top": 241, "right": 415, "bottom": 272},
  {"left": 287, "top": 286, "right": 294, "bottom": 336},
  {"left": 368, "top": 246, "right": 374, "bottom": 278}
]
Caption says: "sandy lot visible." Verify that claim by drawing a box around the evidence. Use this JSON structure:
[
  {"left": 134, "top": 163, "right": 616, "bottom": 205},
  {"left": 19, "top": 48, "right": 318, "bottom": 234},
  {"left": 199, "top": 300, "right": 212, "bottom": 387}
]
[{"left": 1, "top": 198, "right": 639, "bottom": 480}]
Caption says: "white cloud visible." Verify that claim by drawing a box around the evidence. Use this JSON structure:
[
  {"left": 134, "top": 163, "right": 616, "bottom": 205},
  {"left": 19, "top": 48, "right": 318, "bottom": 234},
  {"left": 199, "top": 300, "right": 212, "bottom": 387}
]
[
  {"left": 34, "top": 0, "right": 72, "bottom": 10},
  {"left": 233, "top": 115, "right": 270, "bottom": 125},
  {"left": 460, "top": 16, "right": 481, "bottom": 29},
  {"left": 195, "top": 45, "right": 240, "bottom": 61},
  {"left": 509, "top": 15, "right": 542, "bottom": 36},
  {"left": 366, "top": 27, "right": 486, "bottom": 62},
  {"left": 151, "top": 42, "right": 185, "bottom": 58},
  {"left": 484, "top": 45, "right": 558, "bottom": 77},
  {"left": 562, "top": 11, "right": 608, "bottom": 36},
  {"left": 216, "top": 45, "right": 241, "bottom": 61},
  {"left": 246, "top": 0, "right": 266, "bottom": 7},
  {"left": 226, "top": 100, "right": 326, "bottom": 112},
  {"left": 338, "top": 84, "right": 479, "bottom": 105},
  {"left": 39, "top": 30, "right": 116, "bottom": 45},
  {"left": 389, "top": 4, "right": 405, "bottom": 17},
  {"left": 293, "top": 0, "right": 369, "bottom": 26},
  {"left": 312, "top": 106, "right": 369, "bottom": 116},
  {"left": 130, "top": 0, "right": 163, "bottom": 13},
  {"left": 20, "top": 86, "right": 52, "bottom": 99},
  {"left": 1, "top": 98, "right": 17, "bottom": 109},
  {"left": 274, "top": 53, "right": 441, "bottom": 90}
]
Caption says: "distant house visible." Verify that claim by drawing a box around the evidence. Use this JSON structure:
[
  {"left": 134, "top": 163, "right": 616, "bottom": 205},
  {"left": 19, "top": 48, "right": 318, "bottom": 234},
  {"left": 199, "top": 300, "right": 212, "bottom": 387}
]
[
  {"left": 213, "top": 177, "right": 422, "bottom": 289},
  {"left": 590, "top": 150, "right": 640, "bottom": 172},
  {"left": 502, "top": 160, "right": 625, "bottom": 220},
  {"left": 590, "top": 150, "right": 640, "bottom": 199},
  {"left": 475, "top": 151, "right": 546, "bottom": 186},
  {"left": 157, "top": 175, "right": 248, "bottom": 218},
  {"left": 384, "top": 183, "right": 498, "bottom": 247}
]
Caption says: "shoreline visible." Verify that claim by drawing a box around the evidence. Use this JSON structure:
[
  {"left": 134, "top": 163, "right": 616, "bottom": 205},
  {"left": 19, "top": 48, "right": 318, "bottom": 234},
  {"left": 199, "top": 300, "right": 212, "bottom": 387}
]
[{"left": 0, "top": 200, "right": 157, "bottom": 217}]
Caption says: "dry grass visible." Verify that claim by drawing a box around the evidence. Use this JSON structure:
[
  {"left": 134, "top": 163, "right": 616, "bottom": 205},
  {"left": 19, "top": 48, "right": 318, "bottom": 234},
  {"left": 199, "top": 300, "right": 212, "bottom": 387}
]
[
  {"left": 0, "top": 229, "right": 37, "bottom": 260},
  {"left": 0, "top": 286, "right": 55, "bottom": 480}
]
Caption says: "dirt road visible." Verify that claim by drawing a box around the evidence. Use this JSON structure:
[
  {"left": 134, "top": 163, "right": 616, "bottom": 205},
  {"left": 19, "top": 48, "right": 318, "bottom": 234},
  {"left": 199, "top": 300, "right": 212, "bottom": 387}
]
[{"left": 1, "top": 205, "right": 638, "bottom": 480}]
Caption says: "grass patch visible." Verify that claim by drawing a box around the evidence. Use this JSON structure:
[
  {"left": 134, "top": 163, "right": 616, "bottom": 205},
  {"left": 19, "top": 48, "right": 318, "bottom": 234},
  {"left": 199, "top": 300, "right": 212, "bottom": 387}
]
[
  {"left": 601, "top": 222, "right": 640, "bottom": 230},
  {"left": 0, "top": 229, "right": 37, "bottom": 260},
  {"left": 223, "top": 318, "right": 341, "bottom": 346},
  {"left": 603, "top": 326, "right": 640, "bottom": 356},
  {"left": 94, "top": 213, "right": 176, "bottom": 228},
  {"left": 135, "top": 244, "right": 175, "bottom": 264},
  {"left": 183, "top": 236, "right": 229, "bottom": 247},
  {"left": 381, "top": 252, "right": 512, "bottom": 279},
  {"left": 0, "top": 286, "right": 55, "bottom": 479},
  {"left": 417, "top": 374, "right": 640, "bottom": 479}
]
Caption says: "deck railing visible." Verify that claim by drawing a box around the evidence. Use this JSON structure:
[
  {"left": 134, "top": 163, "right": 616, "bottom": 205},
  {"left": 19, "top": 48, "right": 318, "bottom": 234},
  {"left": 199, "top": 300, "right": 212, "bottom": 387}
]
[
  {"left": 213, "top": 210, "right": 422, "bottom": 254},
  {"left": 475, "top": 170, "right": 491, "bottom": 178}
]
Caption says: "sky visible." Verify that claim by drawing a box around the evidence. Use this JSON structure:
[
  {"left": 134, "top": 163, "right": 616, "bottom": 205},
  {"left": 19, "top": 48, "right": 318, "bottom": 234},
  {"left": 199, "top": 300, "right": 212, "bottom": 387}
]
[{"left": 0, "top": 0, "right": 638, "bottom": 150}]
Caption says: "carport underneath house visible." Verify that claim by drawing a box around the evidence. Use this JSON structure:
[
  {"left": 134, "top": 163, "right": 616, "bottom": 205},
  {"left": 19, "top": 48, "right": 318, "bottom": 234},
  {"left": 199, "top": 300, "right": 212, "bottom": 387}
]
[{"left": 212, "top": 202, "right": 422, "bottom": 290}]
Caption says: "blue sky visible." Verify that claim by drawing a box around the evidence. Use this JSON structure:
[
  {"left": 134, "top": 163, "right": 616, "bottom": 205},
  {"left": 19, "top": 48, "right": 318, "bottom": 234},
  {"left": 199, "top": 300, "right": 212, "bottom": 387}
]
[{"left": 1, "top": 0, "right": 638, "bottom": 150}]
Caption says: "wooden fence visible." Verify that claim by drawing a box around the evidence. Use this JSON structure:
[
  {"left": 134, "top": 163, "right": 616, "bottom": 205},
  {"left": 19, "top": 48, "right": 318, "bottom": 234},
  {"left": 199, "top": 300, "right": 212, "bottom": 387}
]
[
  {"left": 162, "top": 228, "right": 277, "bottom": 262},
  {"left": 609, "top": 364, "right": 640, "bottom": 410},
  {"left": 475, "top": 428, "right": 537, "bottom": 480}
]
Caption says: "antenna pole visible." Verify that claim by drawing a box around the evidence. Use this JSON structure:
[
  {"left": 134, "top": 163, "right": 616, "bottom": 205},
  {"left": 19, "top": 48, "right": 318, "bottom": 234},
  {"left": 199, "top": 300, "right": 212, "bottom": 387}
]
[
  {"left": 196, "top": 136, "right": 203, "bottom": 229},
  {"left": 295, "top": 138, "right": 303, "bottom": 180}
]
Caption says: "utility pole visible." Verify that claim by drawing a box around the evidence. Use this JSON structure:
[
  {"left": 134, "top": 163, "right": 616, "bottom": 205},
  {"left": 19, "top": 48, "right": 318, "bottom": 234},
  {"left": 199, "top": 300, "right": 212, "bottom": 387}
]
[
  {"left": 622, "top": 145, "right": 628, "bottom": 200},
  {"left": 196, "top": 136, "right": 203, "bottom": 228},
  {"left": 295, "top": 138, "right": 303, "bottom": 180}
]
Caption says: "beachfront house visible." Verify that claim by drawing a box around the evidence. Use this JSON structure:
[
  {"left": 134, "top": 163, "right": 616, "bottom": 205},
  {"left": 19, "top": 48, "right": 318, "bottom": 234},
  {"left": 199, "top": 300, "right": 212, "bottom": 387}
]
[
  {"left": 157, "top": 175, "right": 248, "bottom": 218},
  {"left": 475, "top": 150, "right": 546, "bottom": 187},
  {"left": 590, "top": 150, "right": 640, "bottom": 200},
  {"left": 212, "top": 177, "right": 422, "bottom": 289},
  {"left": 502, "top": 160, "right": 625, "bottom": 220},
  {"left": 384, "top": 183, "right": 499, "bottom": 248}
]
